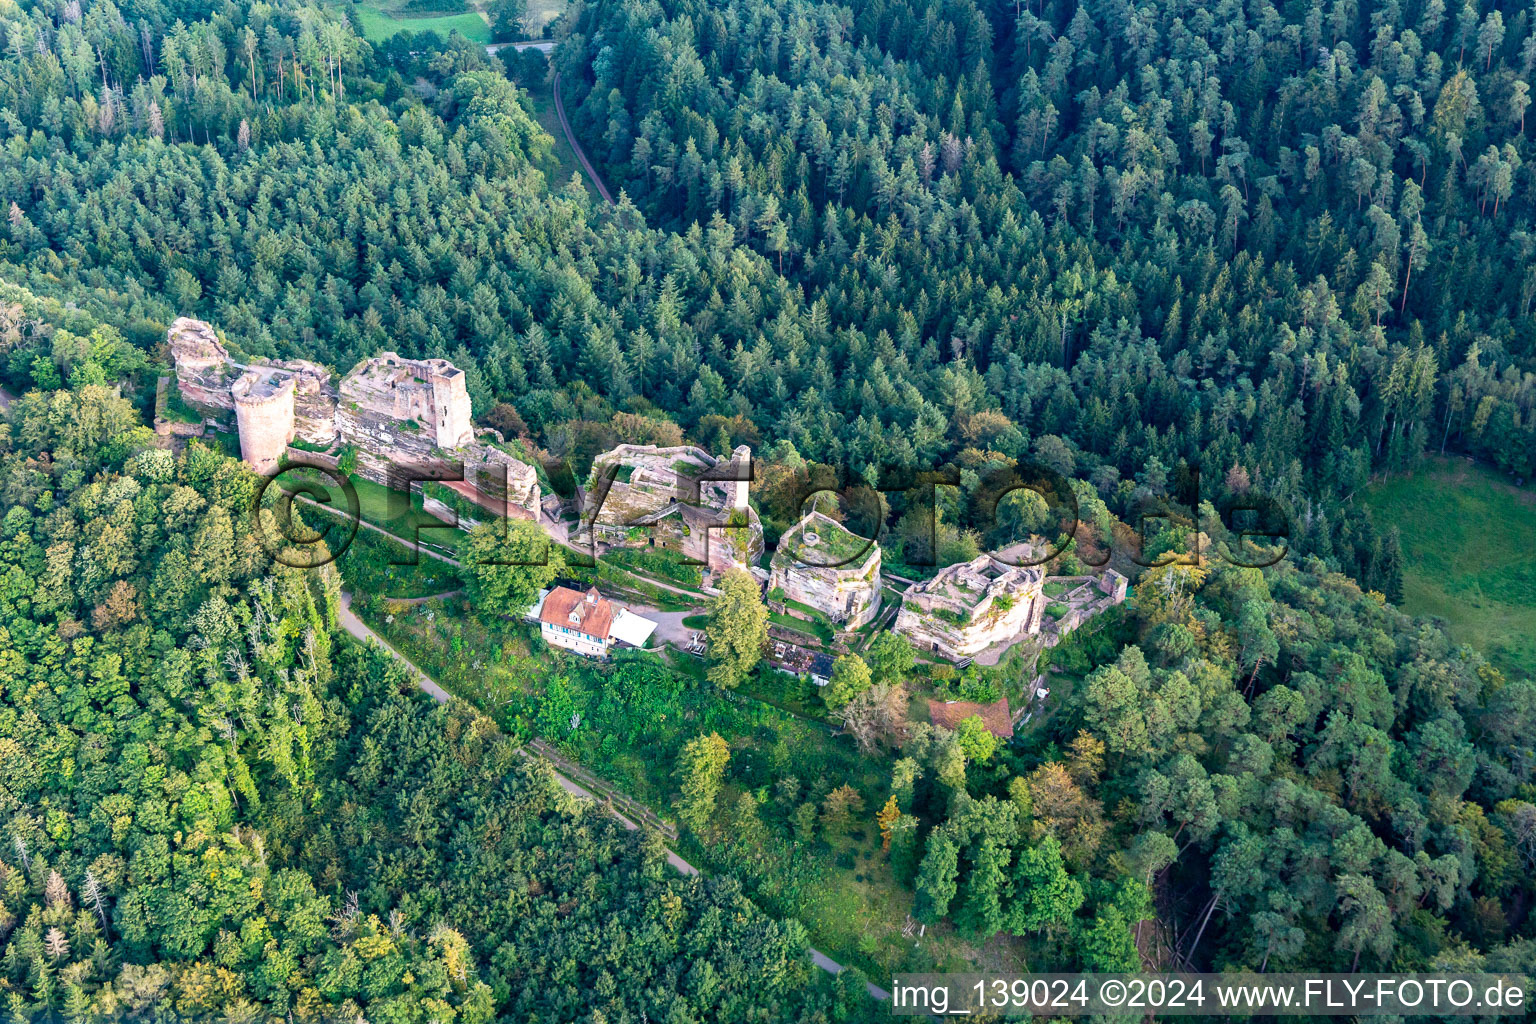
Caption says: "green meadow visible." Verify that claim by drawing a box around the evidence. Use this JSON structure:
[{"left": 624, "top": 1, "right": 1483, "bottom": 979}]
[
  {"left": 353, "top": 3, "right": 494, "bottom": 45},
  {"left": 1365, "top": 456, "right": 1536, "bottom": 678}
]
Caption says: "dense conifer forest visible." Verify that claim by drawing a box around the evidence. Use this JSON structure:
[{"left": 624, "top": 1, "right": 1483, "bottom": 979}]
[{"left": 0, "top": 0, "right": 1534, "bottom": 1019}]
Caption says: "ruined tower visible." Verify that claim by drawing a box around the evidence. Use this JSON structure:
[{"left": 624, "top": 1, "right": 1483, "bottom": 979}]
[
  {"left": 231, "top": 370, "right": 296, "bottom": 476},
  {"left": 426, "top": 361, "right": 473, "bottom": 449}
]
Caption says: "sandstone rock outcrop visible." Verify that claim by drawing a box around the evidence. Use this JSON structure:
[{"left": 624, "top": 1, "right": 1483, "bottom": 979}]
[
  {"left": 768, "top": 510, "right": 881, "bottom": 627},
  {"left": 167, "top": 317, "right": 236, "bottom": 411},
  {"left": 580, "top": 443, "right": 763, "bottom": 572},
  {"left": 894, "top": 554, "right": 1044, "bottom": 660}
]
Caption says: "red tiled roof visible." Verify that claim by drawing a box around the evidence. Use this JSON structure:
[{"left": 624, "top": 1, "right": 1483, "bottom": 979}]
[
  {"left": 928, "top": 696, "right": 1013, "bottom": 739},
  {"left": 538, "top": 586, "right": 615, "bottom": 640}
]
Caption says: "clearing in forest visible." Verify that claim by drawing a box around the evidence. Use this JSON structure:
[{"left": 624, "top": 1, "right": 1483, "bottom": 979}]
[
  {"left": 1366, "top": 455, "right": 1536, "bottom": 678},
  {"left": 352, "top": 3, "right": 495, "bottom": 44}
]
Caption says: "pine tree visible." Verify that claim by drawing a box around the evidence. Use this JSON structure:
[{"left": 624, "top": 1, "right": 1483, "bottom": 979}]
[
  {"left": 675, "top": 733, "right": 731, "bottom": 834},
  {"left": 1006, "top": 835, "right": 1083, "bottom": 934},
  {"left": 44, "top": 871, "right": 69, "bottom": 911},
  {"left": 955, "top": 837, "right": 1011, "bottom": 938}
]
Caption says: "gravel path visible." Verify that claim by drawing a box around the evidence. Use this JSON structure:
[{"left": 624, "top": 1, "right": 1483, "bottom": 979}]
[{"left": 551, "top": 71, "right": 615, "bottom": 205}]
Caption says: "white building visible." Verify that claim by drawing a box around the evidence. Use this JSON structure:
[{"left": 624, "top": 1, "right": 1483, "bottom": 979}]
[
  {"left": 532, "top": 586, "right": 659, "bottom": 658},
  {"left": 537, "top": 586, "right": 617, "bottom": 657}
]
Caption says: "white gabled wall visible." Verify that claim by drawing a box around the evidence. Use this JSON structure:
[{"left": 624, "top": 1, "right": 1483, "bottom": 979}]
[{"left": 541, "top": 621, "right": 609, "bottom": 658}]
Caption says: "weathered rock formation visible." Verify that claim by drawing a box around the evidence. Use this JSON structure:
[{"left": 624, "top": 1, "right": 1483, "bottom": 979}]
[
  {"left": 581, "top": 443, "right": 763, "bottom": 572},
  {"left": 768, "top": 511, "right": 882, "bottom": 627},
  {"left": 168, "top": 317, "right": 338, "bottom": 446},
  {"left": 284, "top": 360, "right": 338, "bottom": 447},
  {"left": 168, "top": 317, "right": 236, "bottom": 411},
  {"left": 894, "top": 554, "right": 1045, "bottom": 660}
]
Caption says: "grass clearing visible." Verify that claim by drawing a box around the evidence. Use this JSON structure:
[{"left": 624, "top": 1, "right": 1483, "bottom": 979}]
[
  {"left": 282, "top": 467, "right": 454, "bottom": 541},
  {"left": 353, "top": 592, "right": 550, "bottom": 711},
  {"left": 334, "top": 527, "right": 462, "bottom": 600},
  {"left": 600, "top": 545, "right": 704, "bottom": 589},
  {"left": 1364, "top": 455, "right": 1536, "bottom": 677},
  {"left": 769, "top": 610, "right": 832, "bottom": 643},
  {"left": 353, "top": 3, "right": 493, "bottom": 44}
]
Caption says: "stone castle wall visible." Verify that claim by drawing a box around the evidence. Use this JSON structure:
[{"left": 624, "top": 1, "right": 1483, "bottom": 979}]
[
  {"left": 772, "top": 558, "right": 882, "bottom": 627},
  {"left": 167, "top": 324, "right": 535, "bottom": 516},
  {"left": 893, "top": 586, "right": 1041, "bottom": 660},
  {"left": 894, "top": 555, "right": 1045, "bottom": 660},
  {"left": 726, "top": 444, "right": 752, "bottom": 510},
  {"left": 583, "top": 442, "right": 763, "bottom": 574},
  {"left": 338, "top": 353, "right": 474, "bottom": 458},
  {"left": 768, "top": 512, "right": 882, "bottom": 627},
  {"left": 428, "top": 365, "right": 474, "bottom": 448},
  {"left": 168, "top": 317, "right": 236, "bottom": 411}
]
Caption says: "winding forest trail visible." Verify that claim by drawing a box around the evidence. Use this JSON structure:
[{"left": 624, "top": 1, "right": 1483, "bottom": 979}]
[
  {"left": 334, "top": 592, "right": 890, "bottom": 1003},
  {"left": 551, "top": 72, "right": 615, "bottom": 206}
]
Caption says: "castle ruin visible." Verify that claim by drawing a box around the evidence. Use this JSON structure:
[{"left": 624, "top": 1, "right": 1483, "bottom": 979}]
[
  {"left": 894, "top": 552, "right": 1129, "bottom": 661},
  {"left": 167, "top": 318, "right": 539, "bottom": 518},
  {"left": 231, "top": 371, "right": 295, "bottom": 475},
  {"left": 336, "top": 353, "right": 474, "bottom": 458},
  {"left": 768, "top": 510, "right": 882, "bottom": 628},
  {"left": 578, "top": 443, "right": 763, "bottom": 574},
  {"left": 894, "top": 554, "right": 1045, "bottom": 661}
]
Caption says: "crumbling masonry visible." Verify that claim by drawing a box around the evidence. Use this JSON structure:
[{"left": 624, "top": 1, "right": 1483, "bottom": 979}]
[
  {"left": 768, "top": 511, "right": 882, "bottom": 628},
  {"left": 168, "top": 317, "right": 539, "bottom": 517},
  {"left": 578, "top": 443, "right": 764, "bottom": 574}
]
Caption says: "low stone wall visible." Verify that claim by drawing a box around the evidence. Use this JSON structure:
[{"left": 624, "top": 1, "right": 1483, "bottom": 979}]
[
  {"left": 156, "top": 419, "right": 206, "bottom": 438},
  {"left": 285, "top": 447, "right": 340, "bottom": 471},
  {"left": 153, "top": 375, "right": 208, "bottom": 437}
]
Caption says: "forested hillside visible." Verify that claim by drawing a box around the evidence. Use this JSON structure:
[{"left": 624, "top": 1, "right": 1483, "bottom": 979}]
[
  {"left": 0, "top": 0, "right": 1535, "bottom": 1010},
  {"left": 0, "top": 292, "right": 876, "bottom": 1021},
  {"left": 557, "top": 0, "right": 1536, "bottom": 589},
  {"left": 9, "top": 0, "right": 1535, "bottom": 594}
]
